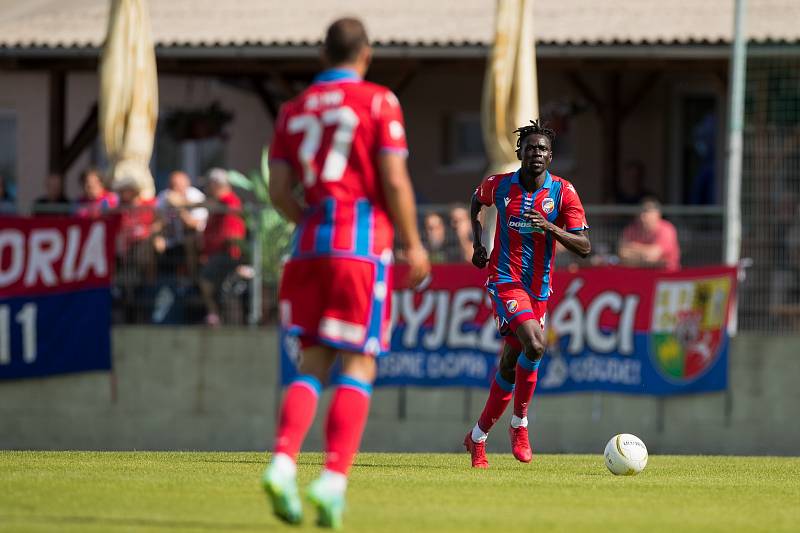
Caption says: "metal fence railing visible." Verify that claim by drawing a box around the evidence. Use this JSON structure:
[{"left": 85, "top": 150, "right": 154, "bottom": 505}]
[
  {"left": 417, "top": 203, "right": 724, "bottom": 270},
  {"left": 112, "top": 203, "right": 267, "bottom": 327},
  {"left": 23, "top": 186, "right": 798, "bottom": 334},
  {"left": 108, "top": 201, "right": 726, "bottom": 327},
  {"left": 581, "top": 205, "right": 724, "bottom": 268},
  {"left": 22, "top": 203, "right": 270, "bottom": 327},
  {"left": 740, "top": 55, "right": 800, "bottom": 334}
]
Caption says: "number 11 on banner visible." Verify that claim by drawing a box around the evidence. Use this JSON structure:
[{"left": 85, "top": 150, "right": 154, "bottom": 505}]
[{"left": 0, "top": 303, "right": 37, "bottom": 365}]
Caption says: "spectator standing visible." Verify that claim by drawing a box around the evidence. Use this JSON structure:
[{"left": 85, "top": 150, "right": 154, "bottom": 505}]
[
  {"left": 423, "top": 212, "right": 463, "bottom": 263},
  {"left": 115, "top": 177, "right": 158, "bottom": 321},
  {"left": 32, "top": 173, "right": 70, "bottom": 215},
  {"left": 76, "top": 168, "right": 118, "bottom": 217},
  {"left": 199, "top": 168, "right": 246, "bottom": 326},
  {"left": 154, "top": 170, "right": 208, "bottom": 277},
  {"left": 449, "top": 205, "right": 474, "bottom": 263},
  {"left": 618, "top": 197, "right": 681, "bottom": 271},
  {"left": 423, "top": 212, "right": 448, "bottom": 263}
]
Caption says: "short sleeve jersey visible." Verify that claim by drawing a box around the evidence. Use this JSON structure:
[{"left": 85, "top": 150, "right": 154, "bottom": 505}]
[
  {"left": 270, "top": 68, "right": 408, "bottom": 260},
  {"left": 475, "top": 170, "right": 588, "bottom": 300}
]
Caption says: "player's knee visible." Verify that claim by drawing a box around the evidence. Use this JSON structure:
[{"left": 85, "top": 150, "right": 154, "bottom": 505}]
[{"left": 521, "top": 337, "right": 545, "bottom": 362}]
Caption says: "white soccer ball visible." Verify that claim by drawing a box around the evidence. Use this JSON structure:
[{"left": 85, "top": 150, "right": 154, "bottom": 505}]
[{"left": 604, "top": 433, "right": 648, "bottom": 476}]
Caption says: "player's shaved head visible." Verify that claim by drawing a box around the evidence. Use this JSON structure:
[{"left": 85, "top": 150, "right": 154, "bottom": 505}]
[{"left": 324, "top": 17, "right": 370, "bottom": 65}]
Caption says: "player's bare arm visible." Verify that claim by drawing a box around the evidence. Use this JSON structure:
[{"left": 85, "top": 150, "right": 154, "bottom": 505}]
[
  {"left": 267, "top": 161, "right": 303, "bottom": 225},
  {"left": 523, "top": 209, "right": 591, "bottom": 257},
  {"left": 378, "top": 152, "right": 431, "bottom": 288},
  {"left": 470, "top": 192, "right": 489, "bottom": 268}
]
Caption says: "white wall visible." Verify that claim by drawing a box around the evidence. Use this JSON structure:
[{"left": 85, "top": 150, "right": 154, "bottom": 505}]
[
  {"left": 0, "top": 60, "right": 729, "bottom": 211},
  {"left": 0, "top": 70, "right": 272, "bottom": 212},
  {"left": 0, "top": 71, "right": 49, "bottom": 210}
]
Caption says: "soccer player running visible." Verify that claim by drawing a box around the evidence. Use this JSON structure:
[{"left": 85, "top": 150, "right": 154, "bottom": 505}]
[
  {"left": 465, "top": 121, "right": 590, "bottom": 468},
  {"left": 263, "top": 18, "right": 430, "bottom": 528}
]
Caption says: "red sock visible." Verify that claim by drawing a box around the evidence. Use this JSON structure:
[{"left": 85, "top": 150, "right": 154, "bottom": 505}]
[
  {"left": 325, "top": 376, "right": 372, "bottom": 475},
  {"left": 477, "top": 372, "right": 515, "bottom": 433},
  {"left": 274, "top": 375, "right": 321, "bottom": 460},
  {"left": 513, "top": 354, "right": 540, "bottom": 418}
]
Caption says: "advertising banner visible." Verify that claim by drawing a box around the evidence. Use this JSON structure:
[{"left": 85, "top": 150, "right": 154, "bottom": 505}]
[
  {"left": 0, "top": 216, "right": 117, "bottom": 380},
  {"left": 280, "top": 264, "right": 737, "bottom": 395}
]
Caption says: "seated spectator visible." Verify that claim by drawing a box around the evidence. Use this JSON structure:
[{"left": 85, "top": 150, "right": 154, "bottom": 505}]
[
  {"left": 618, "top": 197, "right": 681, "bottom": 271},
  {"left": 76, "top": 168, "right": 118, "bottom": 217},
  {"left": 154, "top": 170, "right": 208, "bottom": 278},
  {"left": 423, "top": 212, "right": 462, "bottom": 264},
  {"left": 448, "top": 205, "right": 474, "bottom": 263},
  {"left": 32, "top": 173, "right": 70, "bottom": 215},
  {"left": 115, "top": 177, "right": 158, "bottom": 322},
  {"left": 199, "top": 168, "right": 246, "bottom": 326},
  {"left": 0, "top": 175, "right": 15, "bottom": 214}
]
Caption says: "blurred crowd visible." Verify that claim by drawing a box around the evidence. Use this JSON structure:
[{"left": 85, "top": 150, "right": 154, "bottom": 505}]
[
  {"left": 421, "top": 206, "right": 474, "bottom": 264},
  {"left": 4, "top": 167, "right": 683, "bottom": 327},
  {"left": 422, "top": 196, "right": 681, "bottom": 272},
  {"left": 4, "top": 168, "right": 250, "bottom": 326}
]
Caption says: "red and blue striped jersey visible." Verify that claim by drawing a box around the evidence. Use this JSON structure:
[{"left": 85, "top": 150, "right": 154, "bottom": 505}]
[
  {"left": 270, "top": 69, "right": 408, "bottom": 261},
  {"left": 475, "top": 170, "right": 588, "bottom": 300}
]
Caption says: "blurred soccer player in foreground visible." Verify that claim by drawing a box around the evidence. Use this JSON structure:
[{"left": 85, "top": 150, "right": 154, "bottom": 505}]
[
  {"left": 465, "top": 121, "right": 591, "bottom": 468},
  {"left": 264, "top": 17, "right": 430, "bottom": 528}
]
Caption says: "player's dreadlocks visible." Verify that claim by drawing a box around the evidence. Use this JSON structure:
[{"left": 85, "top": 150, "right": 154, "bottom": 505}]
[{"left": 513, "top": 119, "right": 555, "bottom": 149}]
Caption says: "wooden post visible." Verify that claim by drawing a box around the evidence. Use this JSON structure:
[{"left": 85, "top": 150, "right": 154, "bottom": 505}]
[
  {"left": 249, "top": 77, "right": 279, "bottom": 120},
  {"left": 607, "top": 71, "right": 621, "bottom": 202},
  {"left": 61, "top": 103, "right": 99, "bottom": 174},
  {"left": 48, "top": 71, "right": 66, "bottom": 174}
]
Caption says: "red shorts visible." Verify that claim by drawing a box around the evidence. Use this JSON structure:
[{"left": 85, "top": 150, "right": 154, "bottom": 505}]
[
  {"left": 279, "top": 256, "right": 392, "bottom": 355},
  {"left": 486, "top": 282, "right": 547, "bottom": 336}
]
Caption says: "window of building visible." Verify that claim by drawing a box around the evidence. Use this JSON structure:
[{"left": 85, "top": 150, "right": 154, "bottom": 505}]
[
  {"left": 0, "top": 111, "right": 17, "bottom": 207},
  {"left": 92, "top": 105, "right": 230, "bottom": 192},
  {"left": 442, "top": 112, "right": 486, "bottom": 170},
  {"left": 680, "top": 95, "right": 718, "bottom": 205},
  {"left": 669, "top": 84, "right": 723, "bottom": 205},
  {"left": 151, "top": 123, "right": 225, "bottom": 191}
]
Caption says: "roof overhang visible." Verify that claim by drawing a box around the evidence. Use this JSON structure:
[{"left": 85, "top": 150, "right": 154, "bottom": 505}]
[{"left": 2, "top": 42, "right": 799, "bottom": 61}]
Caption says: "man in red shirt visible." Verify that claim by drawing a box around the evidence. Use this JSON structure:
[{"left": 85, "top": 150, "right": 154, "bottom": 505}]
[
  {"left": 618, "top": 197, "right": 681, "bottom": 271},
  {"left": 115, "top": 176, "right": 157, "bottom": 322},
  {"left": 263, "top": 17, "right": 429, "bottom": 529},
  {"left": 199, "top": 168, "right": 246, "bottom": 326}
]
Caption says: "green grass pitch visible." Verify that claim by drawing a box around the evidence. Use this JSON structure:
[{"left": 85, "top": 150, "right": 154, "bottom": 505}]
[{"left": 1, "top": 451, "right": 798, "bottom": 532}]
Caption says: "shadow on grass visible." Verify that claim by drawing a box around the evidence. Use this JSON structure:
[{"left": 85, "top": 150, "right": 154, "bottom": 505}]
[
  {"left": 197, "top": 459, "right": 265, "bottom": 465},
  {"left": 0, "top": 514, "right": 267, "bottom": 530},
  {"left": 194, "top": 456, "right": 461, "bottom": 470},
  {"left": 353, "top": 462, "right": 457, "bottom": 470}
]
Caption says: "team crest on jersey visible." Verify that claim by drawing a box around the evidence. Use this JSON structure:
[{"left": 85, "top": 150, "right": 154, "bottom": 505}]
[
  {"left": 542, "top": 197, "right": 555, "bottom": 214},
  {"left": 506, "top": 300, "right": 518, "bottom": 313}
]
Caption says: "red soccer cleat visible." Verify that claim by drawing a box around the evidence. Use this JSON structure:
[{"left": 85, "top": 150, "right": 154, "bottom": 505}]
[
  {"left": 509, "top": 425, "right": 532, "bottom": 463},
  {"left": 464, "top": 432, "right": 489, "bottom": 468}
]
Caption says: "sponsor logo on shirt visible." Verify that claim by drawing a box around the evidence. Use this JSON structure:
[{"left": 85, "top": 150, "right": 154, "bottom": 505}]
[{"left": 508, "top": 215, "right": 543, "bottom": 234}]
